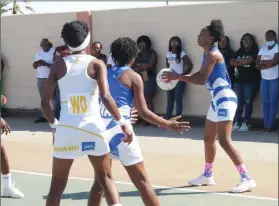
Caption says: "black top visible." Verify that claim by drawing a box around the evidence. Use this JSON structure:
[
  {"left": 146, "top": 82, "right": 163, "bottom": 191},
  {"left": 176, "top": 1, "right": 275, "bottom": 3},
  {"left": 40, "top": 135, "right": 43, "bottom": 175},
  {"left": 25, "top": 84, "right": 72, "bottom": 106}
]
[
  {"left": 1, "top": 58, "right": 4, "bottom": 74},
  {"left": 233, "top": 48, "right": 260, "bottom": 85},
  {"left": 134, "top": 50, "right": 156, "bottom": 77},
  {"left": 95, "top": 54, "right": 107, "bottom": 65},
  {"left": 221, "top": 48, "right": 235, "bottom": 83}
]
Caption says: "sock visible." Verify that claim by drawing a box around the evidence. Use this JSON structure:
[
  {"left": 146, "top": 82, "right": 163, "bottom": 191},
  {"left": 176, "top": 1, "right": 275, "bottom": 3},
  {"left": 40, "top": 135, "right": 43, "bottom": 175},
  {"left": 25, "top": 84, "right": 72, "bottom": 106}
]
[
  {"left": 237, "top": 164, "right": 250, "bottom": 179},
  {"left": 203, "top": 162, "right": 213, "bottom": 177},
  {"left": 111, "top": 204, "right": 122, "bottom": 206},
  {"left": 2, "top": 173, "right": 12, "bottom": 188}
]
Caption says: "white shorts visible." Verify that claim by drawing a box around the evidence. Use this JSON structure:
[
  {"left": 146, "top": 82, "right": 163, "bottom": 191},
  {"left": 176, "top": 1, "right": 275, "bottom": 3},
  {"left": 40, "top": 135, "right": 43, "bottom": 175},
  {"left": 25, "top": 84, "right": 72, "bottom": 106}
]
[
  {"left": 53, "top": 124, "right": 110, "bottom": 159},
  {"left": 104, "top": 123, "right": 143, "bottom": 167},
  {"left": 206, "top": 100, "right": 237, "bottom": 122}
]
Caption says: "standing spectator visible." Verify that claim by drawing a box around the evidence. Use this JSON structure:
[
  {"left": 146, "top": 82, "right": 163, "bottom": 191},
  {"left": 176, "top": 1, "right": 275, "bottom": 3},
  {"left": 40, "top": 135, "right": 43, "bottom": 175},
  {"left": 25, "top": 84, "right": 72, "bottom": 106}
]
[
  {"left": 107, "top": 53, "right": 115, "bottom": 68},
  {"left": 132, "top": 36, "right": 157, "bottom": 126},
  {"left": 33, "top": 38, "right": 55, "bottom": 123},
  {"left": 218, "top": 36, "right": 235, "bottom": 89},
  {"left": 230, "top": 33, "right": 260, "bottom": 131},
  {"left": 256, "top": 30, "right": 279, "bottom": 132},
  {"left": 53, "top": 44, "right": 72, "bottom": 120},
  {"left": 91, "top": 41, "right": 107, "bottom": 64},
  {"left": 1, "top": 58, "right": 5, "bottom": 75},
  {"left": 165, "top": 36, "right": 193, "bottom": 120}
]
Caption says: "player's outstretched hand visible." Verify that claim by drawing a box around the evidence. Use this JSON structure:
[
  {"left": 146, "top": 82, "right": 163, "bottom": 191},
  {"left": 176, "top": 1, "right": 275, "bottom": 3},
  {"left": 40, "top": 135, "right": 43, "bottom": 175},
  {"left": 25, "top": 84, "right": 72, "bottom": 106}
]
[
  {"left": 166, "top": 115, "right": 190, "bottom": 132},
  {"left": 121, "top": 125, "right": 134, "bottom": 145},
  {"left": 1, "top": 118, "right": 11, "bottom": 135},
  {"left": 1, "top": 95, "right": 7, "bottom": 105},
  {"left": 162, "top": 70, "right": 179, "bottom": 81},
  {"left": 130, "top": 108, "right": 138, "bottom": 124}
]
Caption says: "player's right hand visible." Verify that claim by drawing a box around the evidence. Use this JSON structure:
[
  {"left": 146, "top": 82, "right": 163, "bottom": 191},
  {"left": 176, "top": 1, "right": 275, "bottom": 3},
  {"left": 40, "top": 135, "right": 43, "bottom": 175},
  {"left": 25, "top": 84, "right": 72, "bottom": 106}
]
[
  {"left": 1, "top": 95, "right": 7, "bottom": 105},
  {"left": 121, "top": 125, "right": 134, "bottom": 145},
  {"left": 1, "top": 118, "right": 11, "bottom": 135},
  {"left": 166, "top": 115, "right": 190, "bottom": 133}
]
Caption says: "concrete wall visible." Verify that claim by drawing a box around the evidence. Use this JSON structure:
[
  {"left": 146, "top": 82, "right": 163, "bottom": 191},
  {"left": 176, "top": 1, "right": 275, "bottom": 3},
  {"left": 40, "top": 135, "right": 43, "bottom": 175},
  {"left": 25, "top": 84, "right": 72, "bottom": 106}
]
[
  {"left": 92, "top": 2, "right": 278, "bottom": 118},
  {"left": 1, "top": 2, "right": 278, "bottom": 118},
  {"left": 1, "top": 12, "right": 76, "bottom": 109}
]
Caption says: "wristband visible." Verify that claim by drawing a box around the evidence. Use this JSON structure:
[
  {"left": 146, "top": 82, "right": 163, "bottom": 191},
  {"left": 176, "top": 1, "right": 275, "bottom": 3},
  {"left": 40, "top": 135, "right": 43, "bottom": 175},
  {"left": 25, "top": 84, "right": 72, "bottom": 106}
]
[
  {"left": 49, "top": 118, "right": 59, "bottom": 129},
  {"left": 116, "top": 117, "right": 126, "bottom": 126}
]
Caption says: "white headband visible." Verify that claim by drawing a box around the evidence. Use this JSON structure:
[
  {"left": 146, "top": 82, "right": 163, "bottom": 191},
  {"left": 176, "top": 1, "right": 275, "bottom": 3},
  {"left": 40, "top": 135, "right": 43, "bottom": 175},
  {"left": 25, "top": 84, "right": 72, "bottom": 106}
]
[{"left": 67, "top": 32, "right": 91, "bottom": 52}]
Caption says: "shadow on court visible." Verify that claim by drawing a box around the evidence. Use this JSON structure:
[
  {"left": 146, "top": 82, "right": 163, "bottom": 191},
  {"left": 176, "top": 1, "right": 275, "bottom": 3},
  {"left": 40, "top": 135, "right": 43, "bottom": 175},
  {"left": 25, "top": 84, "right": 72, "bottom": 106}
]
[
  {"left": 5, "top": 117, "right": 278, "bottom": 144},
  {"left": 1, "top": 172, "right": 278, "bottom": 206}
]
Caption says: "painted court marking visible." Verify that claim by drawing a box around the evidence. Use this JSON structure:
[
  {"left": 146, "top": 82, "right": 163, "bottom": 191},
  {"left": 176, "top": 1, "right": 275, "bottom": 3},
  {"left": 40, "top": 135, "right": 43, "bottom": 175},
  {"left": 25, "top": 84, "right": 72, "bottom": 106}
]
[{"left": 11, "top": 169, "right": 278, "bottom": 202}]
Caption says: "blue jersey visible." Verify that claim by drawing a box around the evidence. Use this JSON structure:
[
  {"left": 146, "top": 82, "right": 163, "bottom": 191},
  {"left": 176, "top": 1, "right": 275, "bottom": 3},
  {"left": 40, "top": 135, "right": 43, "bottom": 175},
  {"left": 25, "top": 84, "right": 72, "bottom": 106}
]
[
  {"left": 202, "top": 46, "right": 237, "bottom": 111},
  {"left": 99, "top": 66, "right": 133, "bottom": 131}
]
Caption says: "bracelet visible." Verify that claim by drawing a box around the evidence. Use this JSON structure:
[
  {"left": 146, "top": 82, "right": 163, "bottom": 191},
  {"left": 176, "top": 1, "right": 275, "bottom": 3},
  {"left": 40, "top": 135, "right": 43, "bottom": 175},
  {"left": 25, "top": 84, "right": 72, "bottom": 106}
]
[
  {"left": 49, "top": 118, "right": 59, "bottom": 129},
  {"left": 116, "top": 117, "right": 126, "bottom": 126}
]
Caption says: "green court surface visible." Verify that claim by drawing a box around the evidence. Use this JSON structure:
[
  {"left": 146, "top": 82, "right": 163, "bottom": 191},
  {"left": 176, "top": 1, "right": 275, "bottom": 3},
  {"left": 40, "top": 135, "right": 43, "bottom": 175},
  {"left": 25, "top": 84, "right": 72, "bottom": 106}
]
[{"left": 1, "top": 171, "right": 278, "bottom": 206}]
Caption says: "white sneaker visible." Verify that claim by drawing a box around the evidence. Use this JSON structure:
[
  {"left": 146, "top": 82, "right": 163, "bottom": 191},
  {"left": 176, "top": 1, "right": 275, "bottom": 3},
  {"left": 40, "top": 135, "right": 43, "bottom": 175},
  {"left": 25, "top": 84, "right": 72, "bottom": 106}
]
[
  {"left": 238, "top": 123, "right": 249, "bottom": 132},
  {"left": 232, "top": 123, "right": 240, "bottom": 132},
  {"left": 230, "top": 178, "right": 256, "bottom": 193},
  {"left": 188, "top": 174, "right": 215, "bottom": 186},
  {"left": 2, "top": 182, "right": 24, "bottom": 198}
]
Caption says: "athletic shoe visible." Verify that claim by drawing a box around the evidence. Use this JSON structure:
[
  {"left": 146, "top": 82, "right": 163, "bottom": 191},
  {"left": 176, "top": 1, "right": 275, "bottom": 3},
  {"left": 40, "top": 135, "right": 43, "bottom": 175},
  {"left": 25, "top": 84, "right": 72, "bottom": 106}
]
[
  {"left": 188, "top": 174, "right": 215, "bottom": 186},
  {"left": 238, "top": 123, "right": 249, "bottom": 132},
  {"left": 232, "top": 123, "right": 240, "bottom": 132},
  {"left": 230, "top": 178, "right": 256, "bottom": 193},
  {"left": 2, "top": 182, "right": 24, "bottom": 198}
]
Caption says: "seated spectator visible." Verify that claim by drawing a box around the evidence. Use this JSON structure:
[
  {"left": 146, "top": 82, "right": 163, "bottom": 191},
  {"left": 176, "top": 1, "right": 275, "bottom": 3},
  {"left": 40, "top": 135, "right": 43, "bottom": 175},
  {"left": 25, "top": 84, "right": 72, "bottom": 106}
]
[
  {"left": 218, "top": 36, "right": 235, "bottom": 89},
  {"left": 230, "top": 33, "right": 260, "bottom": 132},
  {"left": 256, "top": 30, "right": 278, "bottom": 132},
  {"left": 132, "top": 35, "right": 157, "bottom": 126},
  {"left": 33, "top": 38, "right": 55, "bottom": 123},
  {"left": 91, "top": 41, "right": 107, "bottom": 64},
  {"left": 164, "top": 36, "right": 193, "bottom": 121}
]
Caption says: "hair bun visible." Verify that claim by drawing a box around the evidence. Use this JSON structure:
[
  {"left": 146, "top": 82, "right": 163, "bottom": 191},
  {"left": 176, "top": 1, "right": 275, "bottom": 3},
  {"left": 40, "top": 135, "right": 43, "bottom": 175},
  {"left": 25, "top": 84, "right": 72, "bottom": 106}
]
[{"left": 210, "top": 20, "right": 225, "bottom": 42}]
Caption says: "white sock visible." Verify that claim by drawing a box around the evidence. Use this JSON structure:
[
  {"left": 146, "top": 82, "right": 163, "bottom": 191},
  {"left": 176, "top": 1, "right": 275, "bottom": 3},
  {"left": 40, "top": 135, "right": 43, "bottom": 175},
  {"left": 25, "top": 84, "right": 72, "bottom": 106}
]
[
  {"left": 2, "top": 173, "right": 12, "bottom": 188},
  {"left": 111, "top": 204, "right": 122, "bottom": 206}
]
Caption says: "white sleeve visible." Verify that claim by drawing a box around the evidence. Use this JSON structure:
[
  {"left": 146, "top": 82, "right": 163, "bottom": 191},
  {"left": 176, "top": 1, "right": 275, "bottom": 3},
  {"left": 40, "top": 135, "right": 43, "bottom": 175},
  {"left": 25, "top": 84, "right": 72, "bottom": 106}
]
[
  {"left": 258, "top": 47, "right": 264, "bottom": 56},
  {"left": 107, "top": 54, "right": 112, "bottom": 65},
  {"left": 34, "top": 52, "right": 40, "bottom": 61}
]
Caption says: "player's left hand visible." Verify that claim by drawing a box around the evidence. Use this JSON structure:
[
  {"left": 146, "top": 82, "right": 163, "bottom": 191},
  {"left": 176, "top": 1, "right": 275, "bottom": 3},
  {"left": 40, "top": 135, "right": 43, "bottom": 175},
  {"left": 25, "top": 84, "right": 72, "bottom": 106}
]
[
  {"left": 130, "top": 108, "right": 138, "bottom": 124},
  {"left": 162, "top": 71, "right": 179, "bottom": 81},
  {"left": 1, "top": 95, "right": 7, "bottom": 105},
  {"left": 1, "top": 118, "right": 11, "bottom": 135}
]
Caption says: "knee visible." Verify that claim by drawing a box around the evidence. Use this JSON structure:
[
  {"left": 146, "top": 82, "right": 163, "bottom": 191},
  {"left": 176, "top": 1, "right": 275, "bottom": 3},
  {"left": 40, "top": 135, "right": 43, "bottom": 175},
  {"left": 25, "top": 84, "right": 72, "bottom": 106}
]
[
  {"left": 131, "top": 175, "right": 150, "bottom": 190},
  {"left": 95, "top": 170, "right": 113, "bottom": 186},
  {"left": 204, "top": 136, "right": 215, "bottom": 145},
  {"left": 218, "top": 137, "right": 232, "bottom": 149}
]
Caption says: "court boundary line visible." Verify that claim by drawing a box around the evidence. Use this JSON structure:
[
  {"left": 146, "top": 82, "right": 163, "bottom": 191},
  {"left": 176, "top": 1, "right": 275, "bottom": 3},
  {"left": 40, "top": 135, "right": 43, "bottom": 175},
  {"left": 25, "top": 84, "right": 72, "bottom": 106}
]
[{"left": 11, "top": 169, "right": 278, "bottom": 202}]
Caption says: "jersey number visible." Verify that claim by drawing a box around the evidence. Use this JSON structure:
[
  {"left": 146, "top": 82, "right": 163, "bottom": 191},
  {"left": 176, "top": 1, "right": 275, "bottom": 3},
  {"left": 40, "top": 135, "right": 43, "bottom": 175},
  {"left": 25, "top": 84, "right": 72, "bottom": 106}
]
[{"left": 68, "top": 93, "right": 91, "bottom": 115}]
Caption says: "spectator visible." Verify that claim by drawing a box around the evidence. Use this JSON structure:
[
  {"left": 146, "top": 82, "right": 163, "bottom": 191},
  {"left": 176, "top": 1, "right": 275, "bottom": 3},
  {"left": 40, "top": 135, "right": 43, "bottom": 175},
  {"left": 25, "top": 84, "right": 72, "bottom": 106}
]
[
  {"left": 256, "top": 30, "right": 278, "bottom": 132},
  {"left": 53, "top": 44, "right": 72, "bottom": 120},
  {"left": 91, "top": 41, "right": 107, "bottom": 64},
  {"left": 218, "top": 36, "right": 235, "bottom": 89},
  {"left": 230, "top": 33, "right": 260, "bottom": 131},
  {"left": 132, "top": 36, "right": 157, "bottom": 126},
  {"left": 165, "top": 36, "right": 193, "bottom": 120},
  {"left": 1, "top": 58, "right": 5, "bottom": 75},
  {"left": 107, "top": 53, "right": 115, "bottom": 68},
  {"left": 33, "top": 38, "right": 55, "bottom": 123}
]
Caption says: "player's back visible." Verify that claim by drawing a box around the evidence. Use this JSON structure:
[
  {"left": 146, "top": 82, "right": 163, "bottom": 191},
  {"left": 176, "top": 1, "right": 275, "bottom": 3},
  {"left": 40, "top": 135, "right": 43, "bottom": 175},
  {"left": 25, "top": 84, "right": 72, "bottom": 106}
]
[
  {"left": 58, "top": 54, "right": 104, "bottom": 131},
  {"left": 99, "top": 65, "right": 133, "bottom": 131}
]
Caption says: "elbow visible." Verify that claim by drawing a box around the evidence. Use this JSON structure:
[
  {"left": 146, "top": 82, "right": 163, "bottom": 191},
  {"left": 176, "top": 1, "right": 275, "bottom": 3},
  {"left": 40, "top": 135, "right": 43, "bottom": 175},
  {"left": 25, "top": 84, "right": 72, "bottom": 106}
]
[{"left": 137, "top": 107, "right": 149, "bottom": 120}]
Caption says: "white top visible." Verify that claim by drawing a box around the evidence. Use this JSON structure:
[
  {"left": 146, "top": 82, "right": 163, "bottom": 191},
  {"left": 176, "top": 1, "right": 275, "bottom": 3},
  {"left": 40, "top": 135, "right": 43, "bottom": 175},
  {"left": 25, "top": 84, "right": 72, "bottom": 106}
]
[
  {"left": 258, "top": 43, "right": 278, "bottom": 80},
  {"left": 34, "top": 47, "right": 55, "bottom": 78},
  {"left": 58, "top": 54, "right": 105, "bottom": 131},
  {"left": 166, "top": 51, "right": 186, "bottom": 74},
  {"left": 107, "top": 54, "right": 115, "bottom": 67}
]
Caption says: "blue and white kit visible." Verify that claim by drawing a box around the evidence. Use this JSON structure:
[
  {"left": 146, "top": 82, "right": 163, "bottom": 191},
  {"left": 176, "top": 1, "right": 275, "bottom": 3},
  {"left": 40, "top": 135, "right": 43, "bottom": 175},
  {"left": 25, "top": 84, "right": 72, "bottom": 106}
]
[
  {"left": 100, "top": 66, "right": 143, "bottom": 166},
  {"left": 202, "top": 46, "right": 238, "bottom": 122}
]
